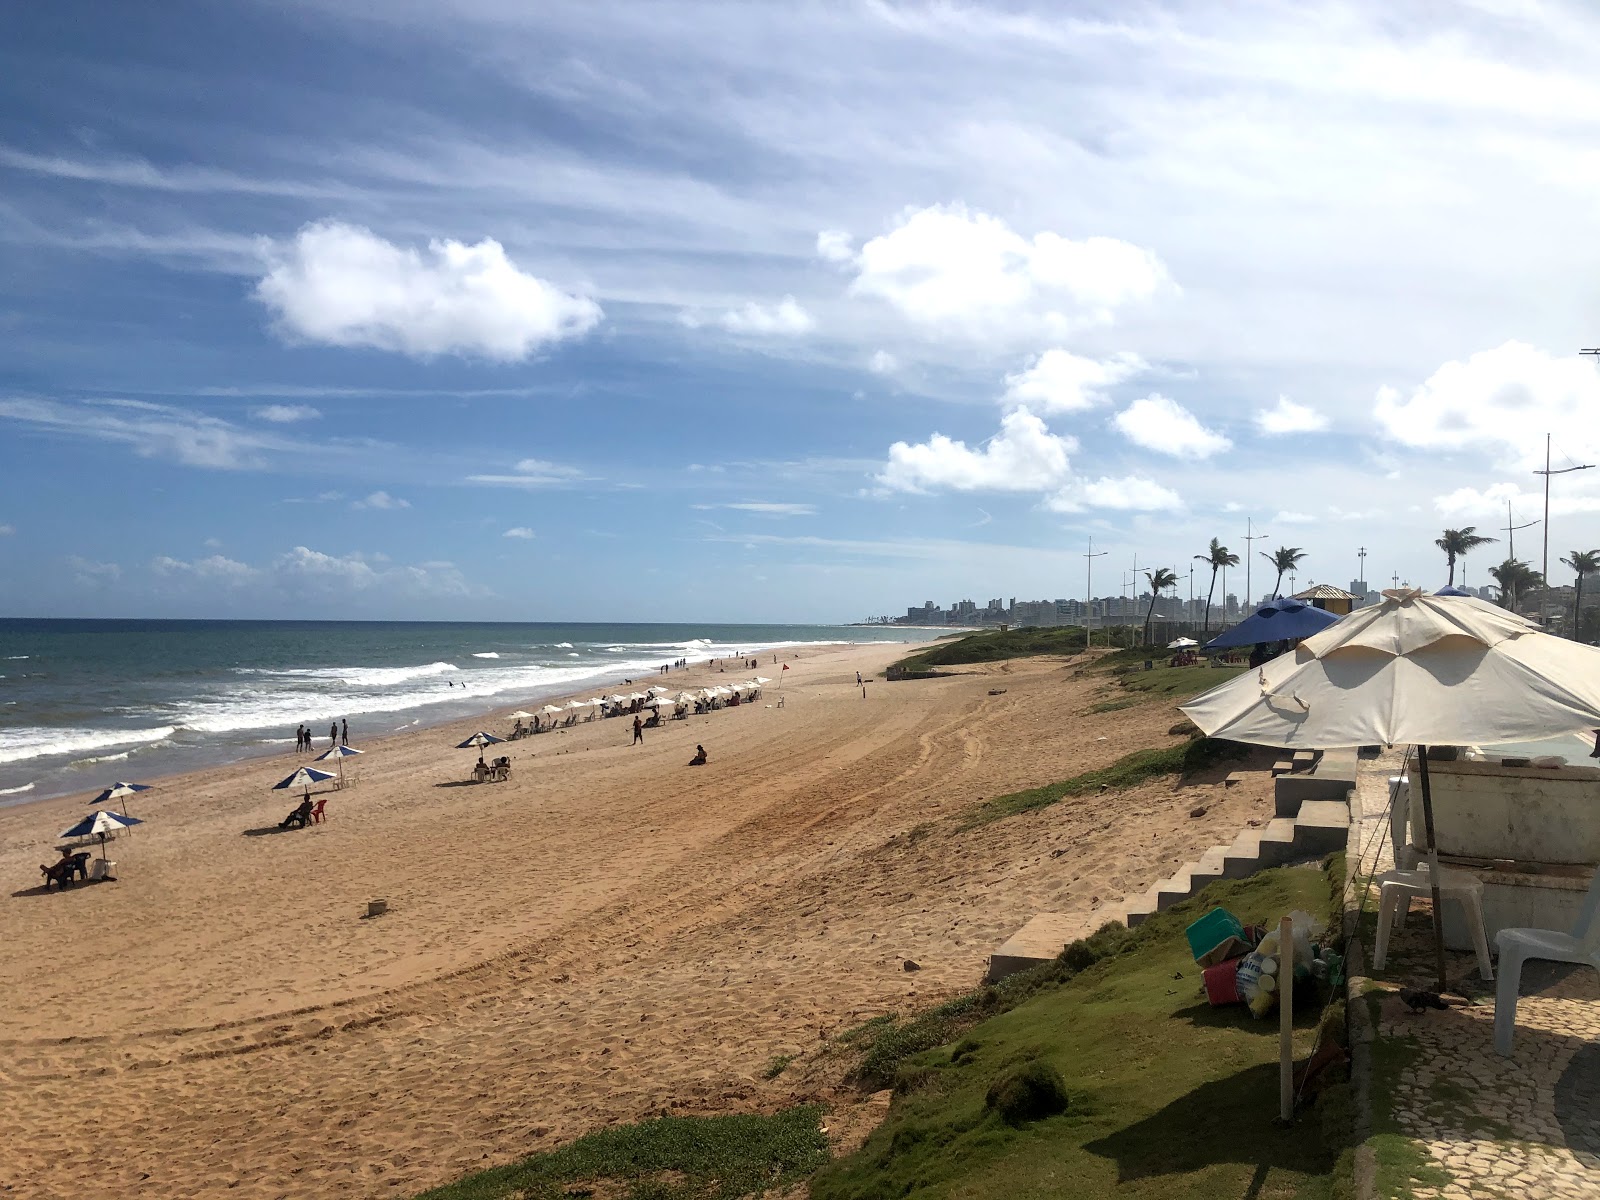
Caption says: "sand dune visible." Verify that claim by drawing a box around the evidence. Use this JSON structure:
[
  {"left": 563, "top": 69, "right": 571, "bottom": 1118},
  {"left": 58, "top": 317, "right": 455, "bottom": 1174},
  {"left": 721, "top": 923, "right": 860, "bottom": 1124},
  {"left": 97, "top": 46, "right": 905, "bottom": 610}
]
[{"left": 0, "top": 644, "right": 1275, "bottom": 1198}]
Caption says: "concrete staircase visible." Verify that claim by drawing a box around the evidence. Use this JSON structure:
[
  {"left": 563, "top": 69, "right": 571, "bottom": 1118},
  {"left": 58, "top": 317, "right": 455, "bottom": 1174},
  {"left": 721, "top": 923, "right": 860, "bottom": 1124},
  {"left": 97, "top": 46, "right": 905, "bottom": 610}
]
[
  {"left": 987, "top": 793, "right": 1351, "bottom": 980},
  {"left": 1120, "top": 798, "right": 1349, "bottom": 927}
]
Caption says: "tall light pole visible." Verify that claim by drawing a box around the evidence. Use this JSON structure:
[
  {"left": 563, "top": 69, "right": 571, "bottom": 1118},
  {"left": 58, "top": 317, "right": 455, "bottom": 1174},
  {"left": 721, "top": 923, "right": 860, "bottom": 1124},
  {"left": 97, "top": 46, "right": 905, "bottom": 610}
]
[
  {"left": 1533, "top": 432, "right": 1593, "bottom": 628},
  {"left": 1357, "top": 546, "right": 1368, "bottom": 601},
  {"left": 1083, "top": 538, "right": 1108, "bottom": 648},
  {"left": 1242, "top": 518, "right": 1268, "bottom": 609},
  {"left": 1503, "top": 500, "right": 1538, "bottom": 562}
]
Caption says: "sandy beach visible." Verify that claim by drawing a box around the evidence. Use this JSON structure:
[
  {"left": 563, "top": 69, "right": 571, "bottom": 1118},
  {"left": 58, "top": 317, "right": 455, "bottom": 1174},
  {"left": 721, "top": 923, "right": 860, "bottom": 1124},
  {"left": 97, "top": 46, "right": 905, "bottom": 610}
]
[{"left": 0, "top": 642, "right": 1277, "bottom": 1198}]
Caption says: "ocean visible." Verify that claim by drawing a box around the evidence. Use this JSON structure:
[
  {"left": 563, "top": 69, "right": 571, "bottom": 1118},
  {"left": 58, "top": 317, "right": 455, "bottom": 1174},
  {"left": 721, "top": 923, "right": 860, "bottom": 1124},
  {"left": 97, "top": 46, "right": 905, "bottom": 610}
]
[{"left": 0, "top": 619, "right": 932, "bottom": 804}]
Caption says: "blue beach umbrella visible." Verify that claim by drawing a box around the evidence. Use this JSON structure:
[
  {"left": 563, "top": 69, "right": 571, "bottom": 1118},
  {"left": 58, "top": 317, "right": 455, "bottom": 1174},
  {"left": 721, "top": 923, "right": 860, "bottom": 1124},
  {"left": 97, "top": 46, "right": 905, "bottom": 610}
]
[
  {"left": 1206, "top": 597, "right": 1342, "bottom": 650},
  {"left": 89, "top": 779, "right": 153, "bottom": 815},
  {"left": 456, "top": 732, "right": 504, "bottom": 751},
  {"left": 1435, "top": 586, "right": 1472, "bottom": 597},
  {"left": 60, "top": 808, "right": 144, "bottom": 861},
  {"left": 272, "top": 766, "right": 336, "bottom": 798}
]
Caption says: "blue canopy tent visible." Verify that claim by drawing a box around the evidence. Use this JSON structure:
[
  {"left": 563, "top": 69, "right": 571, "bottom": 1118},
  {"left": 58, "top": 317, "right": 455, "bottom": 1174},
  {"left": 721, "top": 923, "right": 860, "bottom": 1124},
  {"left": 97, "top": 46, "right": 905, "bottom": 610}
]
[{"left": 1205, "top": 597, "right": 1342, "bottom": 650}]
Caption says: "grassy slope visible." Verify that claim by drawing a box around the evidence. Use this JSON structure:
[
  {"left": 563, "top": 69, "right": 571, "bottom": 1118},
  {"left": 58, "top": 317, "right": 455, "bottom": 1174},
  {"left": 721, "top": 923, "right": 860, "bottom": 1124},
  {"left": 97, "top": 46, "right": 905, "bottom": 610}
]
[
  {"left": 415, "top": 1108, "right": 828, "bottom": 1200},
  {"left": 812, "top": 866, "right": 1348, "bottom": 1200}
]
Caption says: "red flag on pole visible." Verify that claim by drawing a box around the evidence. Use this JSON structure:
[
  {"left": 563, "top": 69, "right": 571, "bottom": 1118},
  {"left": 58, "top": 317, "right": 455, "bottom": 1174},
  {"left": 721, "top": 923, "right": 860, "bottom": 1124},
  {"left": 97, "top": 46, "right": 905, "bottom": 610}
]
[{"left": 781, "top": 663, "right": 789, "bottom": 670}]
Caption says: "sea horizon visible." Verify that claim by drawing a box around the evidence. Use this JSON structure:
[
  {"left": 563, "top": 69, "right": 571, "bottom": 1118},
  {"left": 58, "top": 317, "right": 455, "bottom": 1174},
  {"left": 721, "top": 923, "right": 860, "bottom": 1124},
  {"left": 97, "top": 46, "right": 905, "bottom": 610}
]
[{"left": 0, "top": 618, "right": 935, "bottom": 806}]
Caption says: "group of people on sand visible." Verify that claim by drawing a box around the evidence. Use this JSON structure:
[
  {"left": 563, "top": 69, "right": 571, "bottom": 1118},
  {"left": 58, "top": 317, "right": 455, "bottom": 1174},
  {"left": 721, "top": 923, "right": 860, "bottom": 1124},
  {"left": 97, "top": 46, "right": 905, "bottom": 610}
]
[{"left": 293, "top": 720, "right": 348, "bottom": 753}]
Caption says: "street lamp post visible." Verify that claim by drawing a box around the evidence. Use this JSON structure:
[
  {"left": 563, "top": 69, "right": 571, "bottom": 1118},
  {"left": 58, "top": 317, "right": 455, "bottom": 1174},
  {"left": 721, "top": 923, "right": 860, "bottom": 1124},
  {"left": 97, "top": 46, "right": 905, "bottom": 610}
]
[
  {"left": 1083, "top": 538, "right": 1108, "bottom": 649},
  {"left": 1534, "top": 432, "right": 1594, "bottom": 632},
  {"left": 1243, "top": 518, "right": 1268, "bottom": 610}
]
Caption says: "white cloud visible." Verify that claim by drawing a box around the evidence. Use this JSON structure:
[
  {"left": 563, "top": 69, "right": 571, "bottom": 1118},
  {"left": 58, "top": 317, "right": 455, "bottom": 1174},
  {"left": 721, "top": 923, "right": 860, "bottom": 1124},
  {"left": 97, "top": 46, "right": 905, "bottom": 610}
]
[
  {"left": 203, "top": 537, "right": 223, "bottom": 549},
  {"left": 879, "top": 407, "right": 1076, "bottom": 493},
  {"left": 0, "top": 396, "right": 293, "bottom": 470},
  {"left": 717, "top": 295, "right": 814, "bottom": 335},
  {"left": 271, "top": 545, "right": 471, "bottom": 597},
  {"left": 1112, "top": 394, "right": 1232, "bottom": 459},
  {"left": 1254, "top": 396, "right": 1330, "bottom": 435},
  {"left": 1002, "top": 349, "right": 1146, "bottom": 414},
  {"left": 503, "top": 526, "right": 535, "bottom": 539},
  {"left": 1374, "top": 341, "right": 1600, "bottom": 463},
  {"left": 255, "top": 220, "right": 602, "bottom": 361},
  {"left": 847, "top": 203, "right": 1169, "bottom": 332},
  {"left": 1049, "top": 475, "right": 1184, "bottom": 513},
  {"left": 352, "top": 490, "right": 410, "bottom": 510},
  {"left": 1434, "top": 482, "right": 1600, "bottom": 519},
  {"left": 816, "top": 230, "right": 854, "bottom": 263},
  {"left": 66, "top": 555, "right": 121, "bottom": 586},
  {"left": 868, "top": 350, "right": 898, "bottom": 375},
  {"left": 0, "top": 523, "right": 12, "bottom": 535},
  {"left": 151, "top": 553, "right": 259, "bottom": 583},
  {"left": 692, "top": 502, "right": 817, "bottom": 517},
  {"left": 466, "top": 457, "right": 589, "bottom": 488},
  {"left": 1272, "top": 510, "right": 1318, "bottom": 524},
  {"left": 251, "top": 403, "right": 321, "bottom": 424}
]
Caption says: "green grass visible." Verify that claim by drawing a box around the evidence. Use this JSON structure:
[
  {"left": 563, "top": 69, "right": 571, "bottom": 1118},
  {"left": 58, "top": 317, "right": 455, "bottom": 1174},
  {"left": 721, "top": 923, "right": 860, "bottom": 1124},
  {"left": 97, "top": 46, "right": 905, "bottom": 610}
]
[
  {"left": 761, "top": 1054, "right": 794, "bottom": 1080},
  {"left": 1364, "top": 992, "right": 1452, "bottom": 1199},
  {"left": 895, "top": 626, "right": 1090, "bottom": 671},
  {"left": 812, "top": 865, "right": 1350, "bottom": 1200},
  {"left": 415, "top": 1107, "right": 829, "bottom": 1200},
  {"left": 1086, "top": 697, "right": 1144, "bottom": 714},
  {"left": 963, "top": 737, "right": 1248, "bottom": 829},
  {"left": 1115, "top": 663, "right": 1250, "bottom": 699}
]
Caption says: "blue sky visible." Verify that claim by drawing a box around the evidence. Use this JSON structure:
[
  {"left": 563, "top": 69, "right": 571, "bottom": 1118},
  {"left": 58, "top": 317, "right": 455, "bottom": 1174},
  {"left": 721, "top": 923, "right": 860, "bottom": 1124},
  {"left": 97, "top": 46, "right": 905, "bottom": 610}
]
[{"left": 3, "top": 0, "right": 1600, "bottom": 621}]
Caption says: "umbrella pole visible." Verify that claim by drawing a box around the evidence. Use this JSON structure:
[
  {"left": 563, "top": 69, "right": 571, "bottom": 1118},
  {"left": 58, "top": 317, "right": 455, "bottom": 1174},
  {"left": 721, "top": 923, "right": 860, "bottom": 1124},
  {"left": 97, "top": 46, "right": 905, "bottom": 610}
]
[{"left": 1414, "top": 746, "right": 1451, "bottom": 993}]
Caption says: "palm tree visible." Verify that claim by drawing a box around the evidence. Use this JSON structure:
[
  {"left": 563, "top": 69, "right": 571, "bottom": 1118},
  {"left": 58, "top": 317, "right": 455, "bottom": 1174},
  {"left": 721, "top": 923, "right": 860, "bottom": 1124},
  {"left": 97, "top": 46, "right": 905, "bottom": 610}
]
[
  {"left": 1560, "top": 550, "right": 1600, "bottom": 640},
  {"left": 1143, "top": 567, "right": 1178, "bottom": 645},
  {"left": 1435, "top": 527, "right": 1497, "bottom": 587},
  {"left": 1194, "top": 538, "right": 1239, "bottom": 635},
  {"left": 1261, "top": 546, "right": 1306, "bottom": 599},
  {"left": 1488, "top": 559, "right": 1543, "bottom": 612}
]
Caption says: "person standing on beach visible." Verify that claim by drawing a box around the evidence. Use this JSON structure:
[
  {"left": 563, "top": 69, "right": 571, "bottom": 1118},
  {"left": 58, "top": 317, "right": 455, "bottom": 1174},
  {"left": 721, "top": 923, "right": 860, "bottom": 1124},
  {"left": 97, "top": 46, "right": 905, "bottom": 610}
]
[
  {"left": 632, "top": 715, "right": 644, "bottom": 745},
  {"left": 329, "top": 722, "right": 337, "bottom": 748},
  {"left": 340, "top": 719, "right": 349, "bottom": 747}
]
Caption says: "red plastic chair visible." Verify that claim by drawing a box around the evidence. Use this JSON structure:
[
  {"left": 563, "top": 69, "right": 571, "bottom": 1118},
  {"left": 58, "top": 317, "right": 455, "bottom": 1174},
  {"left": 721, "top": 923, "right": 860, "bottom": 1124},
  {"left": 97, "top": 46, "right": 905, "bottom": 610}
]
[{"left": 309, "top": 798, "right": 328, "bottom": 824}]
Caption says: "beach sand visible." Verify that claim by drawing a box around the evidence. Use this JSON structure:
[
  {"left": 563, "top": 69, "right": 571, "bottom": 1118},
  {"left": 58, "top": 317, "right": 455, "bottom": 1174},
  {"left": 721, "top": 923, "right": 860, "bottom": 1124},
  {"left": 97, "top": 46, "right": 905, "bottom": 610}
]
[{"left": 0, "top": 643, "right": 1277, "bottom": 1198}]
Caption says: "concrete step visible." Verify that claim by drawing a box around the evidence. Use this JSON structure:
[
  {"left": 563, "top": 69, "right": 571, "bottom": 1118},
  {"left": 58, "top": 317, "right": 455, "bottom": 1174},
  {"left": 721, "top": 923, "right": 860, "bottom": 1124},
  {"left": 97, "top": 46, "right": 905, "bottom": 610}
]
[
  {"left": 1123, "top": 883, "right": 1160, "bottom": 928},
  {"left": 987, "top": 912, "right": 1097, "bottom": 981}
]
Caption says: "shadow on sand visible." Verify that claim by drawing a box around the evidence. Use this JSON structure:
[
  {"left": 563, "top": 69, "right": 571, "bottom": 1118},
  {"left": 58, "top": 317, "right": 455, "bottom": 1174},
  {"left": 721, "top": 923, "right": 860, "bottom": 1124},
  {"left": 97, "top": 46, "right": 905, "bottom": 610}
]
[{"left": 242, "top": 824, "right": 305, "bottom": 837}]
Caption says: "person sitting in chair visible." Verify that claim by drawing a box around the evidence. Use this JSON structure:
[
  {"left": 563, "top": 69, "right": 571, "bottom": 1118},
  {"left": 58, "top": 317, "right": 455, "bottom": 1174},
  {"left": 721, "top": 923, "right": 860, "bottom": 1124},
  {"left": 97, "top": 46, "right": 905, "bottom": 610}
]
[
  {"left": 281, "top": 797, "right": 314, "bottom": 829},
  {"left": 688, "top": 744, "right": 708, "bottom": 766}
]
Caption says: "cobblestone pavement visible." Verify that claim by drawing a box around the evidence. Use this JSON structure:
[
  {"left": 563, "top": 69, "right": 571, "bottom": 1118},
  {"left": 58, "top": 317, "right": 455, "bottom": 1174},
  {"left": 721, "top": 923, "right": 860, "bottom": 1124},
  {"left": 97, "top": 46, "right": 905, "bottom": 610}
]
[{"left": 1353, "top": 752, "right": 1600, "bottom": 1199}]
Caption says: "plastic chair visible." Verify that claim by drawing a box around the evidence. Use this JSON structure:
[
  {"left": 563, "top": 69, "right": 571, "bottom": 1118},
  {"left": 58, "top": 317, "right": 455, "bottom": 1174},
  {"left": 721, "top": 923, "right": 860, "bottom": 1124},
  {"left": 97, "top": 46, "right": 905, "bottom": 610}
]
[
  {"left": 1372, "top": 775, "right": 1495, "bottom": 980},
  {"left": 1493, "top": 867, "right": 1600, "bottom": 1056},
  {"left": 309, "top": 798, "right": 327, "bottom": 824}
]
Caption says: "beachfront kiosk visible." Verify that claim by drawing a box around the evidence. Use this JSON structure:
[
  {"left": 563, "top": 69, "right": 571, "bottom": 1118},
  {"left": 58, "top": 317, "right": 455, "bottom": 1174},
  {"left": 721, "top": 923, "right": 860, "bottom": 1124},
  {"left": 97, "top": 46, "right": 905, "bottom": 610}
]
[
  {"left": 1290, "top": 584, "right": 1360, "bottom": 615},
  {"left": 1403, "top": 739, "right": 1600, "bottom": 952}
]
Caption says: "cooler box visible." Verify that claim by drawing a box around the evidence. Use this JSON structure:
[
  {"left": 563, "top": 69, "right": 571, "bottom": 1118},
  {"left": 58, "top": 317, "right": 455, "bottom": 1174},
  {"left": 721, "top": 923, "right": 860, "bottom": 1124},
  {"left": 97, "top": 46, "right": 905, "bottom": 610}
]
[
  {"left": 1203, "top": 958, "right": 1243, "bottom": 1006},
  {"left": 1185, "top": 907, "right": 1246, "bottom": 968}
]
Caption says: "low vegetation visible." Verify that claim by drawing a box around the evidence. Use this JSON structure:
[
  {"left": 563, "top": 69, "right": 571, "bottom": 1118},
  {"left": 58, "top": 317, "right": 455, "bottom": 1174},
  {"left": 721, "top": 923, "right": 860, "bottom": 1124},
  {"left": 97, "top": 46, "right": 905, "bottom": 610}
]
[
  {"left": 963, "top": 736, "right": 1248, "bottom": 828},
  {"left": 812, "top": 864, "right": 1352, "bottom": 1200},
  {"left": 415, "top": 1107, "right": 829, "bottom": 1200}
]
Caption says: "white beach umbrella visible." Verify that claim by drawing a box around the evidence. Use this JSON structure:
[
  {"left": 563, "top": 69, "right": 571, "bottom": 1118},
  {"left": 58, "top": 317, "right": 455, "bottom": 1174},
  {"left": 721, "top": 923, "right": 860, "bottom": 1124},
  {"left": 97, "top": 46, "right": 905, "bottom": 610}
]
[
  {"left": 646, "top": 685, "right": 671, "bottom": 696},
  {"left": 539, "top": 704, "right": 563, "bottom": 716},
  {"left": 1180, "top": 587, "right": 1600, "bottom": 989},
  {"left": 754, "top": 676, "right": 771, "bottom": 684},
  {"left": 564, "top": 699, "right": 588, "bottom": 709},
  {"left": 509, "top": 710, "right": 535, "bottom": 720},
  {"left": 1166, "top": 637, "right": 1199, "bottom": 649}
]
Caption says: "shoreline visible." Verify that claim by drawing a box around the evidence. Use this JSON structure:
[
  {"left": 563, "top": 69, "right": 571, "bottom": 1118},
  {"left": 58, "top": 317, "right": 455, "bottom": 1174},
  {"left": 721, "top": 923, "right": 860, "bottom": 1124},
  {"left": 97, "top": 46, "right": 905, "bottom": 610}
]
[{"left": 0, "top": 631, "right": 925, "bottom": 811}]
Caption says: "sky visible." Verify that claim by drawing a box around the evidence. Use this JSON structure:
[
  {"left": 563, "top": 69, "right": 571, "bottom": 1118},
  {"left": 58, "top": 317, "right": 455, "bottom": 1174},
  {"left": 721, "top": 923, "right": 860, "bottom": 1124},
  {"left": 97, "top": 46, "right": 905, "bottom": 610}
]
[{"left": 2, "top": 0, "right": 1600, "bottom": 622}]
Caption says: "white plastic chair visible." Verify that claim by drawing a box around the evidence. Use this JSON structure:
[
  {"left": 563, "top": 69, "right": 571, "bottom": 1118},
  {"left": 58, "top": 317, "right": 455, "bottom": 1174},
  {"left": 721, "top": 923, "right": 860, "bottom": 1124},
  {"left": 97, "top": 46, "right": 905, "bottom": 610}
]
[
  {"left": 1372, "top": 775, "right": 1495, "bottom": 981},
  {"left": 1493, "top": 867, "right": 1600, "bottom": 1056}
]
